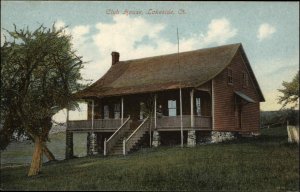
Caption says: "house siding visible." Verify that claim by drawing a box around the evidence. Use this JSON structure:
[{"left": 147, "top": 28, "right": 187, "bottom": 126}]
[{"left": 213, "top": 49, "right": 260, "bottom": 132}]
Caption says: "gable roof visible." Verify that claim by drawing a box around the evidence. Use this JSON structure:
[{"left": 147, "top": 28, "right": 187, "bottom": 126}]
[{"left": 74, "top": 43, "right": 264, "bottom": 101}]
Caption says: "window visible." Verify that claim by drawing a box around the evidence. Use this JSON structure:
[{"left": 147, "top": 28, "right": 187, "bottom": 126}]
[
  {"left": 228, "top": 68, "right": 233, "bottom": 84},
  {"left": 114, "top": 103, "right": 120, "bottom": 119},
  {"left": 168, "top": 100, "right": 177, "bottom": 116},
  {"left": 104, "top": 105, "right": 109, "bottom": 119},
  {"left": 196, "top": 98, "right": 201, "bottom": 116},
  {"left": 140, "top": 102, "right": 145, "bottom": 120},
  {"left": 243, "top": 72, "right": 249, "bottom": 87}
]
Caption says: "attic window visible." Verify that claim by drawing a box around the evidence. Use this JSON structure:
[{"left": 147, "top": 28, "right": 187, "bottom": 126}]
[
  {"left": 243, "top": 72, "right": 249, "bottom": 87},
  {"left": 228, "top": 68, "right": 233, "bottom": 84}
]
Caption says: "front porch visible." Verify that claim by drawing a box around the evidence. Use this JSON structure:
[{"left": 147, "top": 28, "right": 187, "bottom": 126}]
[
  {"left": 65, "top": 87, "right": 213, "bottom": 157},
  {"left": 67, "top": 86, "right": 212, "bottom": 132}
]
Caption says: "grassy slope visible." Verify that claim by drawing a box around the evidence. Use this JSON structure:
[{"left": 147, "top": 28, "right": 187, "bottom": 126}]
[{"left": 1, "top": 127, "right": 299, "bottom": 191}]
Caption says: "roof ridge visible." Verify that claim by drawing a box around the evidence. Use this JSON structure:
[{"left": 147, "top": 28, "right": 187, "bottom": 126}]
[
  {"left": 74, "top": 43, "right": 245, "bottom": 99},
  {"left": 118, "top": 43, "right": 242, "bottom": 64}
]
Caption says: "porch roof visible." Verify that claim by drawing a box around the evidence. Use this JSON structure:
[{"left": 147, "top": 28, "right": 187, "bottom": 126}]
[
  {"left": 74, "top": 43, "right": 263, "bottom": 101},
  {"left": 234, "top": 91, "right": 256, "bottom": 103}
]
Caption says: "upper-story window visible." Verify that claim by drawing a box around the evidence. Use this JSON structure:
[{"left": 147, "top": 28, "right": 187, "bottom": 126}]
[
  {"left": 243, "top": 72, "right": 249, "bottom": 87},
  {"left": 228, "top": 68, "right": 233, "bottom": 84}
]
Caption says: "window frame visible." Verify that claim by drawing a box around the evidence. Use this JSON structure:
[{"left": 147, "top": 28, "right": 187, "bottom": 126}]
[
  {"left": 114, "top": 103, "right": 120, "bottom": 119},
  {"left": 168, "top": 100, "right": 177, "bottom": 117},
  {"left": 242, "top": 72, "right": 249, "bottom": 87},
  {"left": 103, "top": 105, "right": 110, "bottom": 119},
  {"left": 227, "top": 68, "right": 233, "bottom": 85},
  {"left": 140, "top": 102, "right": 145, "bottom": 120}
]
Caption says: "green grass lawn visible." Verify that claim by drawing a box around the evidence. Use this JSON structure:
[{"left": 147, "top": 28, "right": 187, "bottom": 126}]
[{"left": 1, "top": 127, "right": 299, "bottom": 191}]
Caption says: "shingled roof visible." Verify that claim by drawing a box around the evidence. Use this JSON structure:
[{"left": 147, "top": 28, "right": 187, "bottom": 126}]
[{"left": 75, "top": 43, "right": 264, "bottom": 101}]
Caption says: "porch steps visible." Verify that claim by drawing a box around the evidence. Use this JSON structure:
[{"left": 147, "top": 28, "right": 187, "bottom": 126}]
[
  {"left": 125, "top": 133, "right": 148, "bottom": 153},
  {"left": 108, "top": 129, "right": 136, "bottom": 155},
  {"left": 109, "top": 121, "right": 147, "bottom": 155}
]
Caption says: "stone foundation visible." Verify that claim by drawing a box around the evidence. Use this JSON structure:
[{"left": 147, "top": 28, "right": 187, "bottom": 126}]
[
  {"left": 187, "top": 130, "right": 196, "bottom": 147},
  {"left": 152, "top": 131, "right": 161, "bottom": 147},
  {"left": 196, "top": 131, "right": 212, "bottom": 144},
  {"left": 211, "top": 131, "right": 236, "bottom": 143},
  {"left": 87, "top": 132, "right": 98, "bottom": 155}
]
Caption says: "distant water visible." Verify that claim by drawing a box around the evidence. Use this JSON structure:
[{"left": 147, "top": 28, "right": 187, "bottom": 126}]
[
  {"left": 1, "top": 132, "right": 87, "bottom": 167},
  {"left": 49, "top": 124, "right": 67, "bottom": 134}
]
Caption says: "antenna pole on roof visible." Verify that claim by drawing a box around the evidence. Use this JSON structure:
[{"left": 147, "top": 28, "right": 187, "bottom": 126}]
[{"left": 177, "top": 27, "right": 183, "bottom": 148}]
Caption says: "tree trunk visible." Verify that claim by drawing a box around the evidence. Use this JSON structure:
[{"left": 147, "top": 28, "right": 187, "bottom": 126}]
[
  {"left": 42, "top": 144, "right": 56, "bottom": 161},
  {"left": 28, "top": 136, "right": 43, "bottom": 176}
]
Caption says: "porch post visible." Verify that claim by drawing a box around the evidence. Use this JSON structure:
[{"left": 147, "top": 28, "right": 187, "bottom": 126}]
[
  {"left": 151, "top": 94, "right": 157, "bottom": 147},
  {"left": 92, "top": 100, "right": 94, "bottom": 130},
  {"left": 190, "top": 89, "right": 194, "bottom": 127},
  {"left": 104, "top": 138, "right": 107, "bottom": 156},
  {"left": 154, "top": 94, "right": 157, "bottom": 129},
  {"left": 180, "top": 88, "right": 183, "bottom": 148},
  {"left": 65, "top": 108, "right": 74, "bottom": 159},
  {"left": 90, "top": 100, "right": 98, "bottom": 155},
  {"left": 188, "top": 89, "right": 196, "bottom": 147},
  {"left": 212, "top": 79, "right": 215, "bottom": 130},
  {"left": 121, "top": 97, "right": 124, "bottom": 124}
]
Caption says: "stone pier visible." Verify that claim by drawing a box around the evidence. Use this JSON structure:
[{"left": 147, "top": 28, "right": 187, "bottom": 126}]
[
  {"left": 152, "top": 130, "right": 161, "bottom": 147},
  {"left": 65, "top": 131, "right": 74, "bottom": 159},
  {"left": 187, "top": 130, "right": 196, "bottom": 147},
  {"left": 87, "top": 132, "right": 98, "bottom": 155}
]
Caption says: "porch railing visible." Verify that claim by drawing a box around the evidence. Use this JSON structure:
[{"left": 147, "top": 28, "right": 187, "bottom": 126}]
[
  {"left": 68, "top": 115, "right": 211, "bottom": 131},
  {"left": 104, "top": 116, "right": 131, "bottom": 156},
  {"left": 194, "top": 116, "right": 211, "bottom": 128},
  {"left": 124, "top": 117, "right": 149, "bottom": 155},
  {"left": 67, "top": 119, "right": 122, "bottom": 131},
  {"left": 156, "top": 115, "right": 211, "bottom": 129}
]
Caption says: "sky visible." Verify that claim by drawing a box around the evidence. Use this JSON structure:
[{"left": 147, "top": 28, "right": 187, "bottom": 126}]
[{"left": 1, "top": 1, "right": 299, "bottom": 122}]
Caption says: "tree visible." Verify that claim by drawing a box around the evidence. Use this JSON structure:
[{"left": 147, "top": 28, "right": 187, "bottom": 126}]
[
  {"left": 1, "top": 24, "right": 84, "bottom": 176},
  {"left": 278, "top": 71, "right": 299, "bottom": 109}
]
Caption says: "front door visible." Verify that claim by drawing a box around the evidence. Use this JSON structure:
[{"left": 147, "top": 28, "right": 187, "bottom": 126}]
[{"left": 235, "top": 103, "right": 242, "bottom": 130}]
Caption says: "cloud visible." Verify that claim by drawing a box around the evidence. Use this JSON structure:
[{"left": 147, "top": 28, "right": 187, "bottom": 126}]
[
  {"left": 54, "top": 20, "right": 90, "bottom": 49},
  {"left": 91, "top": 16, "right": 237, "bottom": 78},
  {"left": 54, "top": 20, "right": 66, "bottom": 30},
  {"left": 201, "top": 18, "right": 238, "bottom": 46},
  {"left": 257, "top": 23, "right": 276, "bottom": 41},
  {"left": 93, "top": 15, "right": 168, "bottom": 60},
  {"left": 72, "top": 25, "right": 90, "bottom": 47},
  {"left": 53, "top": 20, "right": 97, "bottom": 81}
]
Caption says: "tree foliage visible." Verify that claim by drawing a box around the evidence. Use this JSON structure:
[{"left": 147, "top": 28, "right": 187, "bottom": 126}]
[
  {"left": 0, "top": 24, "right": 85, "bottom": 176},
  {"left": 261, "top": 110, "right": 299, "bottom": 127},
  {"left": 277, "top": 71, "right": 299, "bottom": 109}
]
